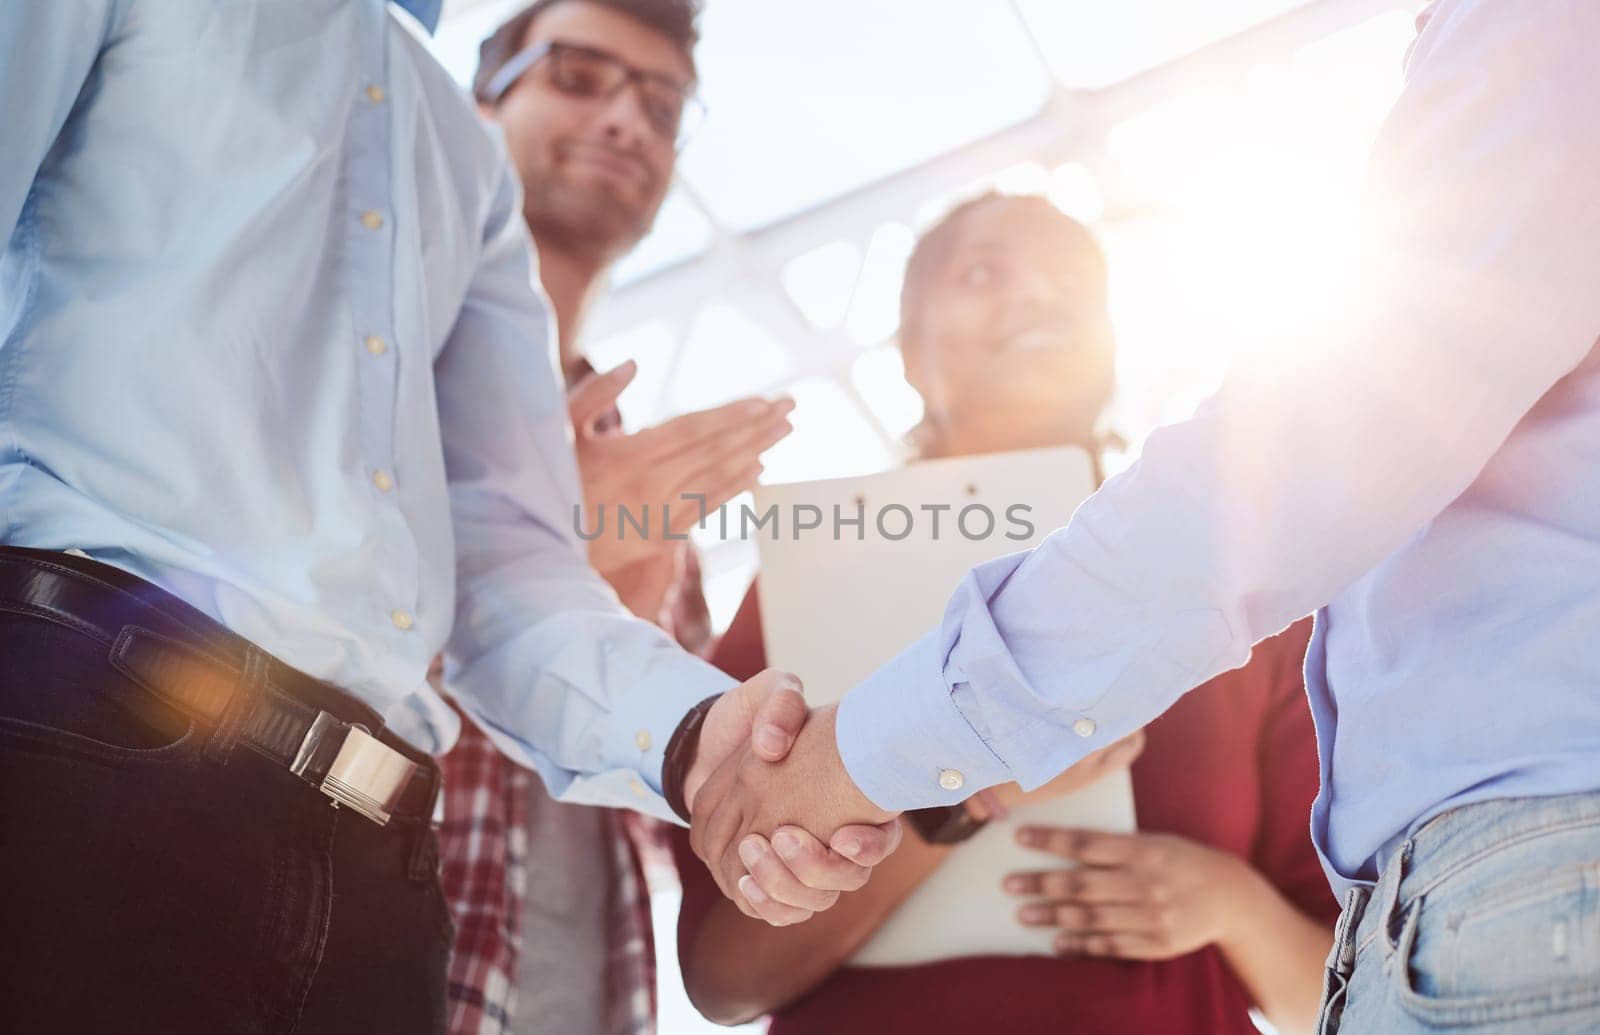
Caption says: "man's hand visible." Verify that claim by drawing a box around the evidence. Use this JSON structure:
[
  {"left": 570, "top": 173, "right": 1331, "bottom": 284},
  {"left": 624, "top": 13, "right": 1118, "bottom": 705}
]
[
  {"left": 690, "top": 701, "right": 902, "bottom": 925},
  {"left": 686, "top": 669, "right": 811, "bottom": 806},
  {"left": 569, "top": 361, "right": 794, "bottom": 574}
]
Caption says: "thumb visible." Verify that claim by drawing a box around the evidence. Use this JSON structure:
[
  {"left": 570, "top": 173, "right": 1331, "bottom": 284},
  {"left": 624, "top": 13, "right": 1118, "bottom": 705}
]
[
  {"left": 831, "top": 817, "right": 903, "bottom": 867},
  {"left": 709, "top": 668, "right": 805, "bottom": 764},
  {"left": 567, "top": 359, "right": 636, "bottom": 434},
  {"left": 686, "top": 670, "right": 805, "bottom": 813},
  {"left": 748, "top": 674, "right": 808, "bottom": 761}
]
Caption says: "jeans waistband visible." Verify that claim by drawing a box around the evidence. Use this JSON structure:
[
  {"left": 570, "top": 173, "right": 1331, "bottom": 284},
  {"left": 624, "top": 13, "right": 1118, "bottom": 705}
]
[
  {"left": 0, "top": 546, "right": 439, "bottom": 828},
  {"left": 1350, "top": 788, "right": 1600, "bottom": 961}
]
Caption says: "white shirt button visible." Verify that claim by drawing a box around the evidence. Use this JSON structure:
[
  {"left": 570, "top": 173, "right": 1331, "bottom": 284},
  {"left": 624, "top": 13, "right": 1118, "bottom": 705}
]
[
  {"left": 938, "top": 769, "right": 965, "bottom": 792},
  {"left": 364, "top": 335, "right": 387, "bottom": 356},
  {"left": 634, "top": 729, "right": 652, "bottom": 752},
  {"left": 390, "top": 609, "right": 414, "bottom": 631},
  {"left": 365, "top": 84, "right": 386, "bottom": 103},
  {"left": 629, "top": 777, "right": 648, "bottom": 798},
  {"left": 1072, "top": 717, "right": 1097, "bottom": 738},
  {"left": 360, "top": 210, "right": 384, "bottom": 230},
  {"left": 371, "top": 469, "right": 394, "bottom": 492}
]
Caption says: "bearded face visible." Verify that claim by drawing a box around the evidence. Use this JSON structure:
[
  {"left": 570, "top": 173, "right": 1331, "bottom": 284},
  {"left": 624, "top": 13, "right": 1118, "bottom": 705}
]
[{"left": 490, "top": 1, "right": 691, "bottom": 261}]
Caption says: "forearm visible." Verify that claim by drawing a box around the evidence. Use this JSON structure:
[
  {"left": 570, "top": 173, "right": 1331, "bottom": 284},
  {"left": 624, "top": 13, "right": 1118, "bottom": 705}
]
[
  {"left": 438, "top": 165, "right": 734, "bottom": 815},
  {"left": 1214, "top": 864, "right": 1334, "bottom": 1035},
  {"left": 683, "top": 833, "right": 950, "bottom": 1024}
]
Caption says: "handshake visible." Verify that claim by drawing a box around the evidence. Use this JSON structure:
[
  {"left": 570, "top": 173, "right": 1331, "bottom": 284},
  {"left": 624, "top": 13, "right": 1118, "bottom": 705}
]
[{"left": 680, "top": 670, "right": 904, "bottom": 926}]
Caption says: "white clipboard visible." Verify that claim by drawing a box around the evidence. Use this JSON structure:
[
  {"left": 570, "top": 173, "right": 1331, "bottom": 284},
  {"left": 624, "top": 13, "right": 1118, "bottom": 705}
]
[{"left": 754, "top": 446, "right": 1137, "bottom": 965}]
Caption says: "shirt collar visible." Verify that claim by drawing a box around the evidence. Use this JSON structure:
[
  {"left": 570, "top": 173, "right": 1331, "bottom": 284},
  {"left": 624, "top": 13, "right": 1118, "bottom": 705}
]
[{"left": 393, "top": 0, "right": 441, "bottom": 34}]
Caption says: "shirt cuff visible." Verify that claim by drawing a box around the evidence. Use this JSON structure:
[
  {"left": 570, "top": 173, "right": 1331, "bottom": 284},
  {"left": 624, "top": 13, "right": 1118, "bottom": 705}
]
[
  {"left": 465, "top": 637, "right": 735, "bottom": 825},
  {"left": 597, "top": 644, "right": 737, "bottom": 821},
  {"left": 837, "top": 629, "right": 1013, "bottom": 812}
]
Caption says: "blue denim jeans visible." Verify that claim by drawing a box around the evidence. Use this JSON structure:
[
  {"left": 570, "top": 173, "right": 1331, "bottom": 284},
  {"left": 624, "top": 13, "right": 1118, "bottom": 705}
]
[{"left": 1317, "top": 791, "right": 1600, "bottom": 1034}]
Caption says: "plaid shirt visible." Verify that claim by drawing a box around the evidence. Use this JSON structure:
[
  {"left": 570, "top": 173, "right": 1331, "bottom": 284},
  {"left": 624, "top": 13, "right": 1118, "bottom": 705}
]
[{"left": 438, "top": 712, "right": 659, "bottom": 1035}]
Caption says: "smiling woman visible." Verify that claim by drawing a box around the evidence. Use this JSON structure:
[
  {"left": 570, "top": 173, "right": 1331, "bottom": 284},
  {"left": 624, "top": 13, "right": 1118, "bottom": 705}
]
[{"left": 897, "top": 194, "right": 1117, "bottom": 462}]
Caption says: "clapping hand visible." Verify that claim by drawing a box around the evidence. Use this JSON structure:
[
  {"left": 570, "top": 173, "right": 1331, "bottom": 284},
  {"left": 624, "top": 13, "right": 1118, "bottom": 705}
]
[{"left": 568, "top": 361, "right": 793, "bottom": 576}]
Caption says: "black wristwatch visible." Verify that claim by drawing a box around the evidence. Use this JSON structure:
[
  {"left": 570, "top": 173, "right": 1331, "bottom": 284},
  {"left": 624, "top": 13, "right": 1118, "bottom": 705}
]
[
  {"left": 905, "top": 804, "right": 988, "bottom": 845},
  {"left": 662, "top": 694, "right": 721, "bottom": 823}
]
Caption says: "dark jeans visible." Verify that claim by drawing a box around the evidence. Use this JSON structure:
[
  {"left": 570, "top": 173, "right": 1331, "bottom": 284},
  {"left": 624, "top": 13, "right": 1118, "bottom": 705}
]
[{"left": 0, "top": 553, "right": 452, "bottom": 1034}]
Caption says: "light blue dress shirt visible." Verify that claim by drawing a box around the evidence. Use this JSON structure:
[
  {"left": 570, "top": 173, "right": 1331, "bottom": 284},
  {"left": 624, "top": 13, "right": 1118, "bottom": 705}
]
[
  {"left": 0, "top": 0, "right": 732, "bottom": 820},
  {"left": 839, "top": 0, "right": 1600, "bottom": 893}
]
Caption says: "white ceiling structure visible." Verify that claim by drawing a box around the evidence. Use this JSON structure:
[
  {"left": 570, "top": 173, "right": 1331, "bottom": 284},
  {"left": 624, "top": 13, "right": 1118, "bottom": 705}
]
[{"left": 431, "top": 0, "right": 1421, "bottom": 629}]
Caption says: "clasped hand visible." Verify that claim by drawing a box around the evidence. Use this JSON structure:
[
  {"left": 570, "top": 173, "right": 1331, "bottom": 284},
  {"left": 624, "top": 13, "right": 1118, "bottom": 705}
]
[{"left": 686, "top": 673, "right": 901, "bottom": 926}]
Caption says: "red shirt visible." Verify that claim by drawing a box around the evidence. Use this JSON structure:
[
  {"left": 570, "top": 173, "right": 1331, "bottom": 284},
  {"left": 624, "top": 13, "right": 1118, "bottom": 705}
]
[{"left": 672, "top": 586, "right": 1335, "bottom": 1035}]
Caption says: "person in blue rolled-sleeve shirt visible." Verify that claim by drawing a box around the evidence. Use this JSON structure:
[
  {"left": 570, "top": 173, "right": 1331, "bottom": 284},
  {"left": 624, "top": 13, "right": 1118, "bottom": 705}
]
[{"left": 690, "top": 4, "right": 1600, "bottom": 1032}]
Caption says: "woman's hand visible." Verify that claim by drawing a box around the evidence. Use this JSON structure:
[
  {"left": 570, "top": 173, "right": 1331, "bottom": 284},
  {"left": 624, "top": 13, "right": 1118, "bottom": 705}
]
[
  {"left": 964, "top": 729, "right": 1145, "bottom": 822},
  {"left": 1003, "top": 827, "right": 1254, "bottom": 960}
]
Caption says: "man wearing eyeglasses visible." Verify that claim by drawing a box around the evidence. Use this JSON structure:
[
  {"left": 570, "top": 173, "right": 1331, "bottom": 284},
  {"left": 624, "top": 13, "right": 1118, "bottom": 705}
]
[
  {"left": 434, "top": 3, "right": 786, "bottom": 1034},
  {"left": 0, "top": 2, "right": 897, "bottom": 1032},
  {"left": 477, "top": 2, "right": 705, "bottom": 312}
]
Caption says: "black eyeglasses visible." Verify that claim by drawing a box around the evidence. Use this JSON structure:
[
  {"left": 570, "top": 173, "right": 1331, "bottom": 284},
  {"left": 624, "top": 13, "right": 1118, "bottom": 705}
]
[{"left": 483, "top": 40, "right": 706, "bottom": 148}]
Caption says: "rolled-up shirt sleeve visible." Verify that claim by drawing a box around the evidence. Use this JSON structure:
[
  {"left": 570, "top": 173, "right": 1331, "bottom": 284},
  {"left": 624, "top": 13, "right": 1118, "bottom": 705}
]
[
  {"left": 435, "top": 161, "right": 732, "bottom": 822},
  {"left": 839, "top": 0, "right": 1600, "bottom": 811}
]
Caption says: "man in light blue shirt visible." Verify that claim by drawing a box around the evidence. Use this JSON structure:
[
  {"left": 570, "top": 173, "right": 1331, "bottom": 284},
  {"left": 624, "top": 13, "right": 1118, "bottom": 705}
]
[
  {"left": 693, "top": 2, "right": 1600, "bottom": 1029},
  {"left": 0, "top": 1, "right": 891, "bottom": 1028}
]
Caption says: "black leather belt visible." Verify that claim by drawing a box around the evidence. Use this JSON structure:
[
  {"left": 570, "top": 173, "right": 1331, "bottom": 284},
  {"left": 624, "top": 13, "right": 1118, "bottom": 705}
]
[{"left": 0, "top": 546, "right": 436, "bottom": 826}]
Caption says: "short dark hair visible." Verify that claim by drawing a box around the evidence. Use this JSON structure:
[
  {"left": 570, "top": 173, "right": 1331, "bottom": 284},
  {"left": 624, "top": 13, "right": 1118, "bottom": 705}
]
[
  {"left": 900, "top": 192, "right": 1108, "bottom": 337},
  {"left": 473, "top": 0, "right": 702, "bottom": 104}
]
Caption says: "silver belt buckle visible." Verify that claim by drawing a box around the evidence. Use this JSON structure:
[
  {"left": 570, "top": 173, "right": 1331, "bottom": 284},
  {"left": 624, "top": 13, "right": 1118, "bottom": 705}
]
[{"left": 291, "top": 712, "right": 417, "bottom": 826}]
